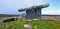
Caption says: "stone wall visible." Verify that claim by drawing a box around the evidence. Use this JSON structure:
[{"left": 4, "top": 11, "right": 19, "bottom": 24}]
[{"left": 41, "top": 15, "right": 60, "bottom": 20}]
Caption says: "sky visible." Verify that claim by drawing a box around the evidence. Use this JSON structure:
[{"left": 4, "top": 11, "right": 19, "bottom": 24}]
[{"left": 0, "top": 0, "right": 60, "bottom": 15}]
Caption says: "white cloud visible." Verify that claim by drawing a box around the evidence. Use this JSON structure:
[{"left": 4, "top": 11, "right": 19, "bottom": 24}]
[{"left": 42, "top": 10, "right": 60, "bottom": 15}]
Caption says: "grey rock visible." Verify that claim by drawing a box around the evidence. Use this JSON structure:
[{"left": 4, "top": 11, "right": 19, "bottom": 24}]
[
  {"left": 26, "top": 20, "right": 32, "bottom": 22},
  {"left": 24, "top": 24, "right": 32, "bottom": 29}
]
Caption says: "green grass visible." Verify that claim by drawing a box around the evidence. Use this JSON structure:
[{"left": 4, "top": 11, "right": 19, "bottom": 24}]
[{"left": 1, "top": 19, "right": 60, "bottom": 29}]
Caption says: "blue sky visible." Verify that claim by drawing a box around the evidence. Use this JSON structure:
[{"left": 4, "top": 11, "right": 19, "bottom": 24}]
[{"left": 0, "top": 0, "right": 60, "bottom": 15}]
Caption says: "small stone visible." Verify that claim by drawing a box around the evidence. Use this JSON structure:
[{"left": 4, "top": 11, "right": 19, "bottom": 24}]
[
  {"left": 33, "top": 19, "right": 38, "bottom": 21},
  {"left": 5, "top": 25, "right": 10, "bottom": 29},
  {"left": 26, "top": 20, "right": 32, "bottom": 22},
  {"left": 24, "top": 24, "right": 32, "bottom": 29}
]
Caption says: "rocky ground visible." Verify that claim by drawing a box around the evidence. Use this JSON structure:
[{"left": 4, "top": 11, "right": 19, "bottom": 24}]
[{"left": 0, "top": 19, "right": 60, "bottom": 29}]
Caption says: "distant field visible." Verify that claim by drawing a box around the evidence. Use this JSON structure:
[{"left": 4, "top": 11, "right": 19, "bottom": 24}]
[{"left": 1, "top": 19, "right": 60, "bottom": 29}]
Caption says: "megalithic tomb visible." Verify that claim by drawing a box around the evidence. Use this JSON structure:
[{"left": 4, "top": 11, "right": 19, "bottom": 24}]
[{"left": 18, "top": 4, "right": 49, "bottom": 20}]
